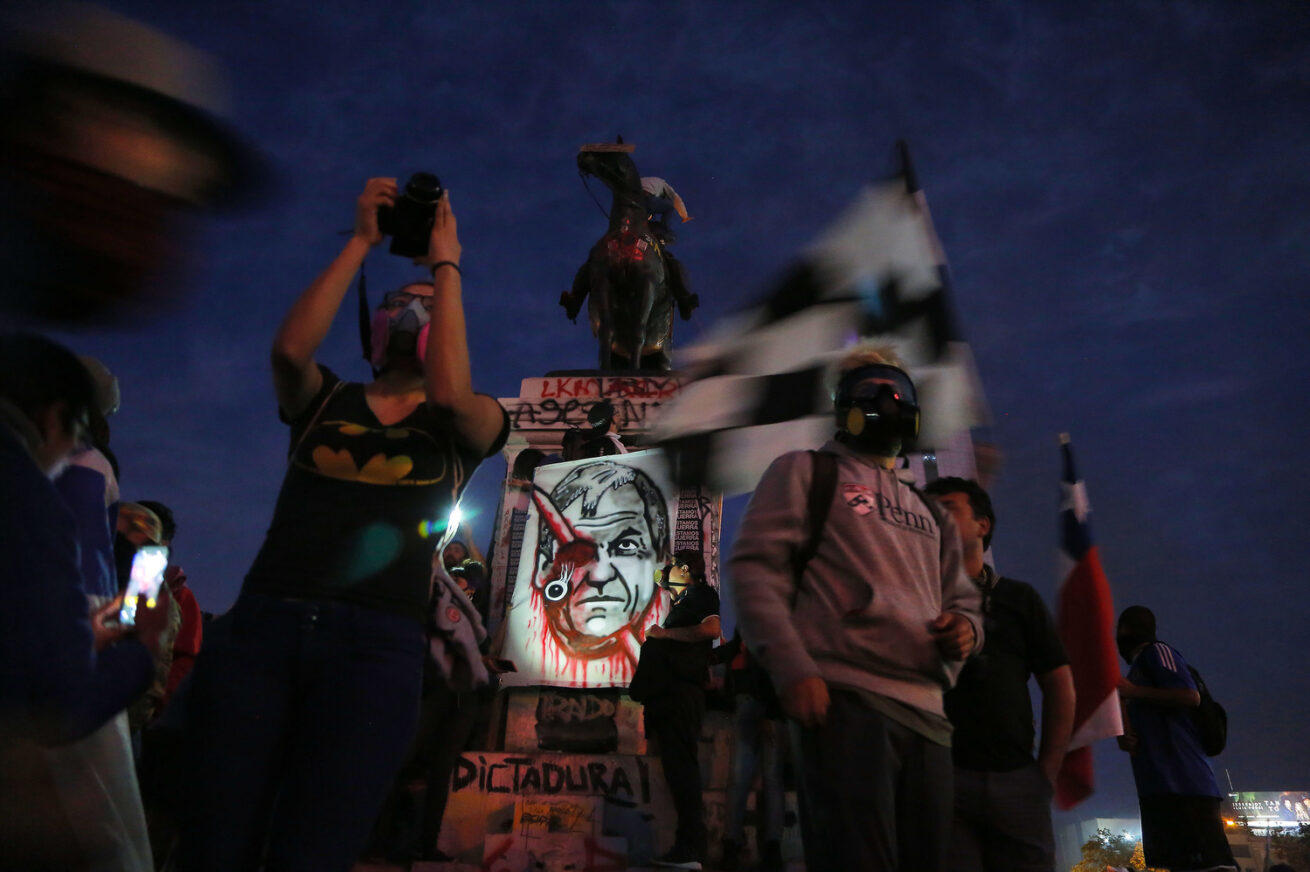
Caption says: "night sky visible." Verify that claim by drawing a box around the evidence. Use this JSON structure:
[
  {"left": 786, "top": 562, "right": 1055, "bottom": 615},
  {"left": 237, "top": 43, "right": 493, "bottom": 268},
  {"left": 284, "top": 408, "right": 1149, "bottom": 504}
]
[{"left": 11, "top": 0, "right": 1309, "bottom": 826}]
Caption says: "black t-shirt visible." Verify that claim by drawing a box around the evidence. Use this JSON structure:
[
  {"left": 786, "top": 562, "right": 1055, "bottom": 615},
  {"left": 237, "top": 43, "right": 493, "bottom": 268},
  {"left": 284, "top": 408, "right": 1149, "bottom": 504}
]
[
  {"left": 663, "top": 583, "right": 720, "bottom": 663},
  {"left": 664, "top": 584, "right": 720, "bottom": 629},
  {"left": 243, "top": 366, "right": 508, "bottom": 622},
  {"left": 944, "top": 572, "right": 1069, "bottom": 772}
]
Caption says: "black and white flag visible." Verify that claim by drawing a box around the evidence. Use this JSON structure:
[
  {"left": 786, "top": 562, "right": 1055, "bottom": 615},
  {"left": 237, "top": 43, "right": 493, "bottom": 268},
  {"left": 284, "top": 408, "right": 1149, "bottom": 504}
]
[{"left": 654, "top": 143, "right": 989, "bottom": 495}]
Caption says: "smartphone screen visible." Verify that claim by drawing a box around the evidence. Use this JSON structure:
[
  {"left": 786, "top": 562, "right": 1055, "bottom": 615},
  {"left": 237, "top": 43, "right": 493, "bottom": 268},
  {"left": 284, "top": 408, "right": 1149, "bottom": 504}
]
[{"left": 119, "top": 545, "right": 169, "bottom": 627}]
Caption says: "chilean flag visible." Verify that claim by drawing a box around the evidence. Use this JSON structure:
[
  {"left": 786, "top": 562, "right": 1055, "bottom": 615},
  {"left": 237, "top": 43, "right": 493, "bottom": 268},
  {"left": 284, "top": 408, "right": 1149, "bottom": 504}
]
[{"left": 1053, "top": 433, "right": 1123, "bottom": 809}]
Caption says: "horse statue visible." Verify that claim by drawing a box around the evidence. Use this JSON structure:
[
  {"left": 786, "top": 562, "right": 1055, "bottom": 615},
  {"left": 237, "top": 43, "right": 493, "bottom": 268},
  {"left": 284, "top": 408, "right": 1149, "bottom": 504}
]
[{"left": 560, "top": 140, "right": 697, "bottom": 371}]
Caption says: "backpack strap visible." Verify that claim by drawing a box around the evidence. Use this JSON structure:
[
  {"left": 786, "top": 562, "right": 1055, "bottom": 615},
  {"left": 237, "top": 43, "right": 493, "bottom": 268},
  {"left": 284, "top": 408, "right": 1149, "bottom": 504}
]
[
  {"left": 288, "top": 378, "right": 347, "bottom": 465},
  {"left": 793, "top": 449, "right": 839, "bottom": 577}
]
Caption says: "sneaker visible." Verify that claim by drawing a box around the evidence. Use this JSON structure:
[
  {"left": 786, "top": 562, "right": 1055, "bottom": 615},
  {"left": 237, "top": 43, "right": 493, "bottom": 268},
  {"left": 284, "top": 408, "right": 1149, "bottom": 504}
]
[{"left": 651, "top": 844, "right": 703, "bottom": 870}]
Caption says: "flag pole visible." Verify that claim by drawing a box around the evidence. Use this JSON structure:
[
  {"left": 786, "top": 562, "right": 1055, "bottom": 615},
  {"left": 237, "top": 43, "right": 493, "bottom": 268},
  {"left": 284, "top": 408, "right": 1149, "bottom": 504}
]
[{"left": 896, "top": 139, "right": 920, "bottom": 194}]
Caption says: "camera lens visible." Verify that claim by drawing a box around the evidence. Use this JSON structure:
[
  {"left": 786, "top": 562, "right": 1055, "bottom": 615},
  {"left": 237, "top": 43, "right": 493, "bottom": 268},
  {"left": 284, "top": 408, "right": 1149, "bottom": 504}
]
[{"left": 404, "top": 172, "right": 443, "bottom": 203}]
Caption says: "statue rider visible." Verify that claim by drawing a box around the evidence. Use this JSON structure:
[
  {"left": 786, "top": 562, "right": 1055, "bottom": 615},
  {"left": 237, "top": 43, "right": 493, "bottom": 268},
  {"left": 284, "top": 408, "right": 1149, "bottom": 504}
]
[
  {"left": 641, "top": 176, "right": 699, "bottom": 320},
  {"left": 560, "top": 171, "right": 699, "bottom": 323}
]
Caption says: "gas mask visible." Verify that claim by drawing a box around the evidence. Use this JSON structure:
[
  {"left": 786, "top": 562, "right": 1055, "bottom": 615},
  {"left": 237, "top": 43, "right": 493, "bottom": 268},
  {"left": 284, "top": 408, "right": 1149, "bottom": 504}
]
[
  {"left": 833, "top": 363, "right": 920, "bottom": 455},
  {"left": 655, "top": 562, "right": 693, "bottom": 602},
  {"left": 368, "top": 288, "right": 432, "bottom": 371}
]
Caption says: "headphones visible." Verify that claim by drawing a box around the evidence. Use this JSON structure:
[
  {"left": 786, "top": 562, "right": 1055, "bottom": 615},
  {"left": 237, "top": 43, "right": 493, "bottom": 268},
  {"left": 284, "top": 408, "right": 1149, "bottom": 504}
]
[{"left": 833, "top": 363, "right": 921, "bottom": 443}]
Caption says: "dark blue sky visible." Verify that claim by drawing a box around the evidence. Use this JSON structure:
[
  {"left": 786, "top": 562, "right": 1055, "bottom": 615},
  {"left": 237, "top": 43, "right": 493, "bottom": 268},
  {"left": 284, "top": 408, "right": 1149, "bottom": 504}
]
[{"left": 20, "top": 0, "right": 1310, "bottom": 822}]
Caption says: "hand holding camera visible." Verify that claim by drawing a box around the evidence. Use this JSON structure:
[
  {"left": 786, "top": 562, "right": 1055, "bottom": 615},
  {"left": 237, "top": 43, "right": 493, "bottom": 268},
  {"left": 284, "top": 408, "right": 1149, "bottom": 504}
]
[
  {"left": 354, "top": 173, "right": 457, "bottom": 264},
  {"left": 354, "top": 177, "right": 398, "bottom": 247},
  {"left": 416, "top": 190, "right": 461, "bottom": 271},
  {"left": 379, "top": 172, "right": 447, "bottom": 259}
]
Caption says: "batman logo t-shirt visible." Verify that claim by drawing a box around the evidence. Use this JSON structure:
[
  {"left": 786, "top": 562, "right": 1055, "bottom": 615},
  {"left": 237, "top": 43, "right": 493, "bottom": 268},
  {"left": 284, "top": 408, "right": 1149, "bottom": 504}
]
[{"left": 243, "top": 365, "right": 507, "bottom": 621}]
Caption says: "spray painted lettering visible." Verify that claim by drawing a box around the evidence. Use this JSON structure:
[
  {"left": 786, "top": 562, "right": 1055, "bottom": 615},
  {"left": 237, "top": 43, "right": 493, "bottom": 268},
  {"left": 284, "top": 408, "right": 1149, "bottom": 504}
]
[
  {"left": 538, "top": 693, "right": 619, "bottom": 723},
  {"left": 535, "top": 376, "right": 680, "bottom": 401},
  {"left": 451, "top": 753, "right": 652, "bottom": 804},
  {"left": 507, "top": 398, "right": 664, "bottom": 430}
]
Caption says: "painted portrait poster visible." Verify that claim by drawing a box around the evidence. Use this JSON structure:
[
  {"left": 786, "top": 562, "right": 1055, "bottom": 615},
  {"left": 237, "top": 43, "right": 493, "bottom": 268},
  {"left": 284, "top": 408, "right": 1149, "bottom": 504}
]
[{"left": 499, "top": 450, "right": 676, "bottom": 688}]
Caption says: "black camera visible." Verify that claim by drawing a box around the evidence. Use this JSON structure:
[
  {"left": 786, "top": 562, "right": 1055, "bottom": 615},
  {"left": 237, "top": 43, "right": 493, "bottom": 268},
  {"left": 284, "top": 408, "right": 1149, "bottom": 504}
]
[{"left": 377, "top": 172, "right": 443, "bottom": 258}]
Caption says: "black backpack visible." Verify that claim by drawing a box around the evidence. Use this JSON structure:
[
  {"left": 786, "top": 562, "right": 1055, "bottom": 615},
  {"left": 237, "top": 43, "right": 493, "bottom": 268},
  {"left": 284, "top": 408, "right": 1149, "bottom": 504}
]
[{"left": 1185, "top": 662, "right": 1227, "bottom": 757}]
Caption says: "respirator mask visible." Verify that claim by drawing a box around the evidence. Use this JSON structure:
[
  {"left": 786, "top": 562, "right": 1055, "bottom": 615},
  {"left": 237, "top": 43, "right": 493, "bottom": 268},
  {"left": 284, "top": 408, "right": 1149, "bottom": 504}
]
[
  {"left": 368, "top": 286, "right": 433, "bottom": 371},
  {"left": 833, "top": 363, "right": 920, "bottom": 455}
]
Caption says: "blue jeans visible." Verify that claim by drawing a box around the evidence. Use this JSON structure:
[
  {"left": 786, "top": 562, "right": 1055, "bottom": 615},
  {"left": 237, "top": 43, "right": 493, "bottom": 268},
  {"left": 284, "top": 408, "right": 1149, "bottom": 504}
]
[
  {"left": 725, "top": 694, "right": 785, "bottom": 844},
  {"left": 176, "top": 594, "right": 426, "bottom": 872}
]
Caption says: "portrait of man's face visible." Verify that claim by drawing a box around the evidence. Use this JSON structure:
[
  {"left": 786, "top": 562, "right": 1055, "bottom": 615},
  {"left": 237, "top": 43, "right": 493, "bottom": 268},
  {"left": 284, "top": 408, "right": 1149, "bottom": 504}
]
[{"left": 533, "top": 460, "right": 670, "bottom": 661}]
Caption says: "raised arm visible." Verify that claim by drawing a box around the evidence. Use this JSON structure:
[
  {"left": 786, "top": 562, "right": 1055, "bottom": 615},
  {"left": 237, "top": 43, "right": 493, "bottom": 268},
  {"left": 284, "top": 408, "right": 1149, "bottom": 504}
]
[
  {"left": 414, "top": 193, "right": 505, "bottom": 455},
  {"left": 271, "top": 178, "right": 396, "bottom": 417}
]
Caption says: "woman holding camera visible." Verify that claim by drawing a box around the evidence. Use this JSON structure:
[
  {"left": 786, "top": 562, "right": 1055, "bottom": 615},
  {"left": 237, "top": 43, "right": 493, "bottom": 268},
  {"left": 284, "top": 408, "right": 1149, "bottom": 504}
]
[{"left": 177, "top": 179, "right": 507, "bottom": 872}]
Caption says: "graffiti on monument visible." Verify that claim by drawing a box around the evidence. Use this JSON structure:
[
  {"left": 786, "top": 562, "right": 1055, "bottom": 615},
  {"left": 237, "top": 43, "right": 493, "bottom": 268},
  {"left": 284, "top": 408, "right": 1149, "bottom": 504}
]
[
  {"left": 500, "top": 451, "right": 674, "bottom": 688},
  {"left": 439, "top": 752, "right": 665, "bottom": 871},
  {"left": 507, "top": 376, "right": 680, "bottom": 432},
  {"left": 534, "top": 688, "right": 622, "bottom": 753},
  {"left": 450, "top": 753, "right": 654, "bottom": 805}
]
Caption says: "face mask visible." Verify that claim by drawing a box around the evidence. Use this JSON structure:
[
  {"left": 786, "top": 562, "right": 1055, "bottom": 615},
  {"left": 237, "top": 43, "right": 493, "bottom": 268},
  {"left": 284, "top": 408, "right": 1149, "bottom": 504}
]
[
  {"left": 842, "top": 387, "right": 913, "bottom": 454},
  {"left": 369, "top": 291, "right": 432, "bottom": 371},
  {"left": 658, "top": 563, "right": 693, "bottom": 599},
  {"left": 834, "top": 364, "right": 920, "bottom": 454}
]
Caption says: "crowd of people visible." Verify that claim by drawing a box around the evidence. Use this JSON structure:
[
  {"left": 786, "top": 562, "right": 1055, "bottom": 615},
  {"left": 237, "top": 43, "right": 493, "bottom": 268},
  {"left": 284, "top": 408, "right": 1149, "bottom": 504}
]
[
  {"left": 1, "top": 163, "right": 508, "bottom": 872},
  {"left": 0, "top": 11, "right": 1240, "bottom": 872},
  {"left": 1, "top": 190, "right": 1243, "bottom": 872}
]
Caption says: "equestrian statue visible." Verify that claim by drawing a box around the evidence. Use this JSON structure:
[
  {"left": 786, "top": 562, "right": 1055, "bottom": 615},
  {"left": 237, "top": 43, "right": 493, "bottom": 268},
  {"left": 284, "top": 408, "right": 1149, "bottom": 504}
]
[{"left": 560, "top": 139, "right": 698, "bottom": 371}]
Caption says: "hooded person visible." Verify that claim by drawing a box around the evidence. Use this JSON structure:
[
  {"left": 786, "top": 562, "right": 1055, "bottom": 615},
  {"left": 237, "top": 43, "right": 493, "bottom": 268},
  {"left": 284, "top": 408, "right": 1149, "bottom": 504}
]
[{"left": 729, "top": 343, "right": 982, "bottom": 872}]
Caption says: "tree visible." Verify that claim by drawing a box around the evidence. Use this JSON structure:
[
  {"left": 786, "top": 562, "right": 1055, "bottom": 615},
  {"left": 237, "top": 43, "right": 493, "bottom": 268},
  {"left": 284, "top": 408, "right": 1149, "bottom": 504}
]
[
  {"left": 1072, "top": 827, "right": 1143, "bottom": 872},
  {"left": 1271, "top": 822, "right": 1310, "bottom": 870}
]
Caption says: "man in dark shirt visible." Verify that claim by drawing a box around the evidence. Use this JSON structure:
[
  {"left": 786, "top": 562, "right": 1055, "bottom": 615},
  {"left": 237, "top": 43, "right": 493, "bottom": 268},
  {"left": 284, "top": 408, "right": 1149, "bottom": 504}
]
[
  {"left": 632, "top": 549, "right": 720, "bottom": 871},
  {"left": 926, "top": 477, "right": 1075, "bottom": 872}
]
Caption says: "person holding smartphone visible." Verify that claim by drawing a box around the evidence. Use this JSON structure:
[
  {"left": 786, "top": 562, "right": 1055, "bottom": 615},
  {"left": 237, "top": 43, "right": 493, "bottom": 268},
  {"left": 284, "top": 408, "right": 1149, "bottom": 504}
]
[
  {"left": 0, "top": 332, "right": 172, "bottom": 870},
  {"left": 177, "top": 179, "right": 507, "bottom": 872}
]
